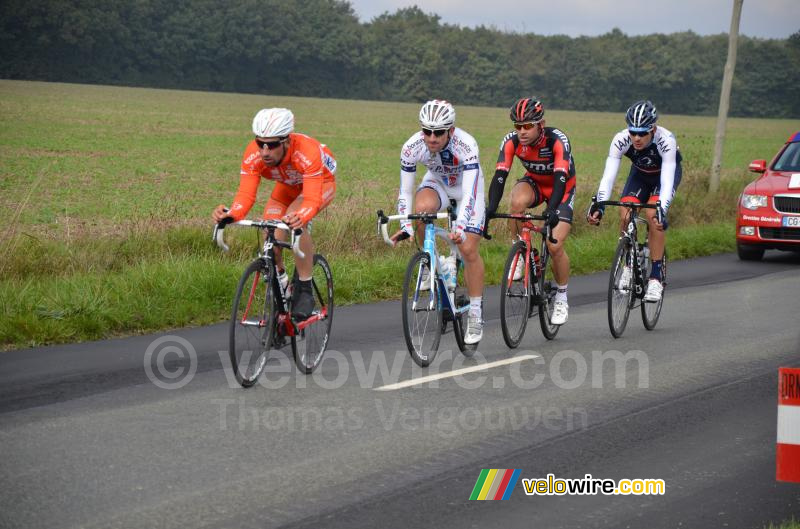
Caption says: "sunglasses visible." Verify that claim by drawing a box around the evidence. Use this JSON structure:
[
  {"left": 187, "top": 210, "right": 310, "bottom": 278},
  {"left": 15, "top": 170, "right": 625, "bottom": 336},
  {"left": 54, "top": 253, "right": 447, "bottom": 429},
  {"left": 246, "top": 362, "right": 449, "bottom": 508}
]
[
  {"left": 422, "top": 128, "right": 449, "bottom": 137},
  {"left": 628, "top": 129, "right": 651, "bottom": 138},
  {"left": 255, "top": 138, "right": 284, "bottom": 149},
  {"left": 513, "top": 122, "right": 537, "bottom": 131}
]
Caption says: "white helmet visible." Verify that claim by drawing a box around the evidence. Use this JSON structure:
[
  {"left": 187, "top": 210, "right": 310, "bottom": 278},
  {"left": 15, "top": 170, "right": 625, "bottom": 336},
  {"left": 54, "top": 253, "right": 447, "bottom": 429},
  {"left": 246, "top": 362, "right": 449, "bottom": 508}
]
[
  {"left": 252, "top": 108, "right": 294, "bottom": 138},
  {"left": 419, "top": 100, "right": 456, "bottom": 129}
]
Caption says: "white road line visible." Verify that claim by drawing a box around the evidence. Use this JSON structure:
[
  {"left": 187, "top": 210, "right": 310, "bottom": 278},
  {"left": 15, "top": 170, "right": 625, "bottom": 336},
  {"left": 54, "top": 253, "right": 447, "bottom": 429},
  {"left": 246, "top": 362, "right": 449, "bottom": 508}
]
[{"left": 374, "top": 354, "right": 540, "bottom": 391}]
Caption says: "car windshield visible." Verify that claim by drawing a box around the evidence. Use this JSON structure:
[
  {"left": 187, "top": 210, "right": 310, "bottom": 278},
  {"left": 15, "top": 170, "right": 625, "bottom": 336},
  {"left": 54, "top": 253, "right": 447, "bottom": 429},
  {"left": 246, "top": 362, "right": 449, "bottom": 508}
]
[{"left": 773, "top": 141, "right": 800, "bottom": 171}]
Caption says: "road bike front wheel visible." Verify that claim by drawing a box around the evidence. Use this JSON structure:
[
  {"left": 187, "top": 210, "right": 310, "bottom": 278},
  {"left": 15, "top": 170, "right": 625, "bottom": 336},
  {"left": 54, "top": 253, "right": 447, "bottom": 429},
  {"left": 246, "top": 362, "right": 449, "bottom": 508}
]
[
  {"left": 402, "top": 252, "right": 442, "bottom": 367},
  {"left": 641, "top": 248, "right": 666, "bottom": 330},
  {"left": 292, "top": 254, "right": 334, "bottom": 374},
  {"left": 500, "top": 240, "right": 530, "bottom": 348},
  {"left": 608, "top": 238, "right": 633, "bottom": 338},
  {"left": 229, "top": 259, "right": 276, "bottom": 387},
  {"left": 538, "top": 244, "right": 560, "bottom": 340}
]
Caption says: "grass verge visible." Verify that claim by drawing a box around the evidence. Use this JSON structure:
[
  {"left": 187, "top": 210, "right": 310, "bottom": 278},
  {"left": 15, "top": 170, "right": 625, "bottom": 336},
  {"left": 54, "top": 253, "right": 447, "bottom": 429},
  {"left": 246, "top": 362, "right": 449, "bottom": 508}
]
[{"left": 0, "top": 219, "right": 735, "bottom": 350}]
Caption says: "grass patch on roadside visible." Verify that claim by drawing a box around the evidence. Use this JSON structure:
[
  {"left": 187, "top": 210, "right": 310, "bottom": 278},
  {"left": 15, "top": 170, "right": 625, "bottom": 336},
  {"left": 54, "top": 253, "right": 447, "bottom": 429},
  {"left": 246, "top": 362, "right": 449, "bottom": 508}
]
[
  {"left": 0, "top": 219, "right": 735, "bottom": 349},
  {"left": 1, "top": 80, "right": 797, "bottom": 348},
  {"left": 764, "top": 518, "right": 800, "bottom": 529}
]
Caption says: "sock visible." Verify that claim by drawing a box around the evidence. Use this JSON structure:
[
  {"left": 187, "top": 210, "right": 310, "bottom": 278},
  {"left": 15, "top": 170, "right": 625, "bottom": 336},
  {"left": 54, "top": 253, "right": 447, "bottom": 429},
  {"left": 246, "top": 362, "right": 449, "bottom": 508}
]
[
  {"left": 469, "top": 296, "right": 482, "bottom": 317},
  {"left": 555, "top": 284, "right": 568, "bottom": 303},
  {"left": 650, "top": 260, "right": 663, "bottom": 281},
  {"left": 295, "top": 278, "right": 312, "bottom": 295}
]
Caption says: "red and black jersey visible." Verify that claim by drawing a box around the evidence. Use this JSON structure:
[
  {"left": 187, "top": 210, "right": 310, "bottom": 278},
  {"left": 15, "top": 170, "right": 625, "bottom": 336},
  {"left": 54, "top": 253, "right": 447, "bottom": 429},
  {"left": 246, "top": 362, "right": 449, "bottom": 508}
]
[
  {"left": 488, "top": 127, "right": 576, "bottom": 213},
  {"left": 496, "top": 127, "right": 575, "bottom": 191}
]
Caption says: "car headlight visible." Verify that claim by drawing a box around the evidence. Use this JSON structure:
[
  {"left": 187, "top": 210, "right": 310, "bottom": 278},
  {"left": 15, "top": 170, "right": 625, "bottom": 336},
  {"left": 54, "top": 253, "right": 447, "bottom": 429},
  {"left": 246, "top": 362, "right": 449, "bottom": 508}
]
[{"left": 741, "top": 194, "right": 768, "bottom": 210}]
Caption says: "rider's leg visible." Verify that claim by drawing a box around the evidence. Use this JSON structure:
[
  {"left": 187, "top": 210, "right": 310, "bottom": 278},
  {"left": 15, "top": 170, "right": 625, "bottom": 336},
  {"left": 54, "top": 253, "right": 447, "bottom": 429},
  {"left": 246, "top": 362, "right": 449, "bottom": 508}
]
[
  {"left": 413, "top": 187, "right": 443, "bottom": 245},
  {"left": 283, "top": 183, "right": 336, "bottom": 319},
  {"left": 547, "top": 221, "right": 572, "bottom": 287},
  {"left": 262, "top": 183, "right": 299, "bottom": 274},
  {"left": 546, "top": 191, "right": 575, "bottom": 325},
  {"left": 461, "top": 231, "right": 484, "bottom": 345},
  {"left": 643, "top": 204, "right": 665, "bottom": 302},
  {"left": 460, "top": 232, "right": 484, "bottom": 298},
  {"left": 509, "top": 180, "right": 536, "bottom": 238}
]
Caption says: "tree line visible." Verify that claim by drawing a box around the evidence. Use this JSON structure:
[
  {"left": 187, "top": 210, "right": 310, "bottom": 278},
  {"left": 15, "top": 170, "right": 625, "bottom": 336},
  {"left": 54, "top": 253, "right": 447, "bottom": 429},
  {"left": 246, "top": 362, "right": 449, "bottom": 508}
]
[{"left": 1, "top": 0, "right": 798, "bottom": 117}]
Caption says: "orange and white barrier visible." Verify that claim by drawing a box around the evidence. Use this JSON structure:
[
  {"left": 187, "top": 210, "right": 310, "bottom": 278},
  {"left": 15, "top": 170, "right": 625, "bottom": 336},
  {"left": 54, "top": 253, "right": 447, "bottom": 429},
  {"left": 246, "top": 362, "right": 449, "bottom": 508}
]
[{"left": 777, "top": 367, "right": 800, "bottom": 482}]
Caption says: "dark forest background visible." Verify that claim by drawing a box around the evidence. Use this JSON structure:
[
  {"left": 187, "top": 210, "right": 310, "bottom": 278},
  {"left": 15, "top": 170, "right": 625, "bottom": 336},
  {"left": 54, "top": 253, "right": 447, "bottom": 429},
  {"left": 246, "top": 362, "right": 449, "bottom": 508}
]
[{"left": 1, "top": 0, "right": 798, "bottom": 117}]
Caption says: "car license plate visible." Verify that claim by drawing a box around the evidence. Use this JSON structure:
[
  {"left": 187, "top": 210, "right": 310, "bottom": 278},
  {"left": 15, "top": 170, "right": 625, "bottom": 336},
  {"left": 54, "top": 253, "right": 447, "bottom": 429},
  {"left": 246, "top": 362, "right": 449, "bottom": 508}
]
[{"left": 783, "top": 216, "right": 800, "bottom": 227}]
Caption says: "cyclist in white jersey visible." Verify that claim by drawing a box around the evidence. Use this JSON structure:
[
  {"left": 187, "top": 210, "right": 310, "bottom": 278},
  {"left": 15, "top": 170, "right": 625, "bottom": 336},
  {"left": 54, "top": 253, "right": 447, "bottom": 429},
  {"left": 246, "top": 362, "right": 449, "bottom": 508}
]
[
  {"left": 588, "top": 100, "right": 683, "bottom": 303},
  {"left": 390, "top": 100, "right": 486, "bottom": 345}
]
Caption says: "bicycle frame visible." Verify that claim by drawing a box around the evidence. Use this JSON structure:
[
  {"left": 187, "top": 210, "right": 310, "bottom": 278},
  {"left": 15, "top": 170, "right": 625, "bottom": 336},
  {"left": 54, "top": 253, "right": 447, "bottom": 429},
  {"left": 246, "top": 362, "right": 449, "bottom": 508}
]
[
  {"left": 488, "top": 213, "right": 555, "bottom": 302},
  {"left": 594, "top": 199, "right": 662, "bottom": 299},
  {"left": 214, "top": 219, "right": 328, "bottom": 332},
  {"left": 376, "top": 209, "right": 466, "bottom": 318}
]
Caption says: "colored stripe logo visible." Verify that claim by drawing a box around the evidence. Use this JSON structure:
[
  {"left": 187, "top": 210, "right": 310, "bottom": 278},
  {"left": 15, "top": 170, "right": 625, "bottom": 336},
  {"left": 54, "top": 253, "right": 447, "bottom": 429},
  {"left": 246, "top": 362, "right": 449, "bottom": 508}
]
[{"left": 469, "top": 469, "right": 521, "bottom": 500}]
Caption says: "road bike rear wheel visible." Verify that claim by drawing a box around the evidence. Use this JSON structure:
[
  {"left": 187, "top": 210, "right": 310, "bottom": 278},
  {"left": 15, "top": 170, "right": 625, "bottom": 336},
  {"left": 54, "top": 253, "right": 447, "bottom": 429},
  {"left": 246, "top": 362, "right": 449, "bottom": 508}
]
[
  {"left": 538, "top": 244, "right": 560, "bottom": 340},
  {"left": 292, "top": 254, "right": 334, "bottom": 374},
  {"left": 608, "top": 238, "right": 633, "bottom": 338},
  {"left": 500, "top": 240, "right": 530, "bottom": 348},
  {"left": 229, "top": 259, "right": 276, "bottom": 387},
  {"left": 402, "top": 252, "right": 442, "bottom": 367},
  {"left": 641, "top": 248, "right": 666, "bottom": 330}
]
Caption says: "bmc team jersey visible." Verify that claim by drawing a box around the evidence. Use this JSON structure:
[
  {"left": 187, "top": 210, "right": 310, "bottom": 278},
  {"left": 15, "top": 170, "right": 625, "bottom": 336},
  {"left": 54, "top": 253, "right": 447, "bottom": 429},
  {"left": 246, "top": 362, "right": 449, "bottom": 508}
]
[
  {"left": 487, "top": 127, "right": 576, "bottom": 213},
  {"left": 596, "top": 125, "right": 682, "bottom": 211},
  {"left": 397, "top": 127, "right": 485, "bottom": 235},
  {"left": 230, "top": 133, "right": 337, "bottom": 223}
]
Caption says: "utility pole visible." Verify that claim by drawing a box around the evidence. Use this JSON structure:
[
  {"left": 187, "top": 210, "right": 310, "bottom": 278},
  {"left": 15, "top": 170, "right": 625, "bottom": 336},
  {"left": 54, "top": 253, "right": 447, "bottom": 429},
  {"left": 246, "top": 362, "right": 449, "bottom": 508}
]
[{"left": 710, "top": 0, "right": 744, "bottom": 192}]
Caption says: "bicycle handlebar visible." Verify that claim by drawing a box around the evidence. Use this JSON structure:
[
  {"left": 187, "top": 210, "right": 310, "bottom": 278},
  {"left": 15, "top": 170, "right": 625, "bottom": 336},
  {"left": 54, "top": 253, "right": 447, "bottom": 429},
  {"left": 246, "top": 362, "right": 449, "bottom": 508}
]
[
  {"left": 213, "top": 216, "right": 304, "bottom": 258},
  {"left": 484, "top": 212, "right": 558, "bottom": 244},
  {"left": 376, "top": 209, "right": 453, "bottom": 247},
  {"left": 591, "top": 196, "right": 664, "bottom": 225}
]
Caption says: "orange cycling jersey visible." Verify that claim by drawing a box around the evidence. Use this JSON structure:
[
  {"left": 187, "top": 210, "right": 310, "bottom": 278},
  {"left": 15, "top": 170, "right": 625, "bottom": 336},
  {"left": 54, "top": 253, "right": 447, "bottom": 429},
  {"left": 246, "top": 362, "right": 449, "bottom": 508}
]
[{"left": 229, "top": 133, "right": 337, "bottom": 223}]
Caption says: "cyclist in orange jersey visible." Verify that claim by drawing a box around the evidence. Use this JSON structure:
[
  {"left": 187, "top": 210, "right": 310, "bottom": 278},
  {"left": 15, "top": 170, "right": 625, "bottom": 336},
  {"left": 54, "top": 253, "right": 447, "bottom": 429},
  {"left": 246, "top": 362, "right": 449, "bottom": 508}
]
[{"left": 212, "top": 108, "right": 336, "bottom": 320}]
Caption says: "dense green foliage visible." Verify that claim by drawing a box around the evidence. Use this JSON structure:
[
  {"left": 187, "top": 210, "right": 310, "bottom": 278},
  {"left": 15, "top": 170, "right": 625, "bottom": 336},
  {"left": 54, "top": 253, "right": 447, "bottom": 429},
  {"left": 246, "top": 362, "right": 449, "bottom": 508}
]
[{"left": 1, "top": 1, "right": 798, "bottom": 117}]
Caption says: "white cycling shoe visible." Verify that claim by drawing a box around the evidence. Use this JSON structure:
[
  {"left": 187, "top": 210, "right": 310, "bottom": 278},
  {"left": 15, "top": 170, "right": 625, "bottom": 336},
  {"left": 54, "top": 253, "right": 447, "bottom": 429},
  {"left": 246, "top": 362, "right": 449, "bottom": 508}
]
[
  {"left": 464, "top": 314, "right": 483, "bottom": 345},
  {"left": 644, "top": 279, "right": 663, "bottom": 302},
  {"left": 551, "top": 299, "right": 569, "bottom": 325}
]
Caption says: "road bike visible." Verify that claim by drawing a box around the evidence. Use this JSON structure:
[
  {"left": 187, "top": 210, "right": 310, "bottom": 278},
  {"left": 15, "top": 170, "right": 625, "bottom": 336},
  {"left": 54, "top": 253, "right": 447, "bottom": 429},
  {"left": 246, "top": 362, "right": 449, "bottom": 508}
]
[
  {"left": 593, "top": 198, "right": 667, "bottom": 338},
  {"left": 486, "top": 213, "right": 560, "bottom": 348},
  {"left": 377, "top": 208, "right": 475, "bottom": 367},
  {"left": 214, "top": 218, "right": 334, "bottom": 386}
]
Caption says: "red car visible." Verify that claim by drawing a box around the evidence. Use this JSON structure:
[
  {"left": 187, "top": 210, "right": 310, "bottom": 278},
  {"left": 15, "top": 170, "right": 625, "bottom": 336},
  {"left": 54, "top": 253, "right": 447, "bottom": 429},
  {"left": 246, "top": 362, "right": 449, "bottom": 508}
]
[{"left": 736, "top": 131, "right": 800, "bottom": 260}]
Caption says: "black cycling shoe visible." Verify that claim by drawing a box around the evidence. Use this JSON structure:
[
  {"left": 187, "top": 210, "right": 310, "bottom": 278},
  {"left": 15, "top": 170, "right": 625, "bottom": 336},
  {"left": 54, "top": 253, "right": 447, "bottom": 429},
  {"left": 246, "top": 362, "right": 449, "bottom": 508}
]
[{"left": 291, "top": 280, "right": 315, "bottom": 321}]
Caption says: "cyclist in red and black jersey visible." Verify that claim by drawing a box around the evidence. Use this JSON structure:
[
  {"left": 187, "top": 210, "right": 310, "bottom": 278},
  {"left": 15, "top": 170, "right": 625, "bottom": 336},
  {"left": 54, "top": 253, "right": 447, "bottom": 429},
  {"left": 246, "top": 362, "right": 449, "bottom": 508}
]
[{"left": 486, "top": 97, "right": 576, "bottom": 326}]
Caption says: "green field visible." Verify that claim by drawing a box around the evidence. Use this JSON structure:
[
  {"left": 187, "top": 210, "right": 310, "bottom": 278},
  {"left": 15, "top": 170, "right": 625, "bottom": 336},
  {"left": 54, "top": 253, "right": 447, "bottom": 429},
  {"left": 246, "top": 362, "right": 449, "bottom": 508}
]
[{"left": 1, "top": 80, "right": 798, "bottom": 348}]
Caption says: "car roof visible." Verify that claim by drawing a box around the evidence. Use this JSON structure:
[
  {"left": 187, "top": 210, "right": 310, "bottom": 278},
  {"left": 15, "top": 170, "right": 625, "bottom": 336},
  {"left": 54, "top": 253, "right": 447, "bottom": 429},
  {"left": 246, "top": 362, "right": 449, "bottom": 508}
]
[{"left": 789, "top": 131, "right": 800, "bottom": 143}]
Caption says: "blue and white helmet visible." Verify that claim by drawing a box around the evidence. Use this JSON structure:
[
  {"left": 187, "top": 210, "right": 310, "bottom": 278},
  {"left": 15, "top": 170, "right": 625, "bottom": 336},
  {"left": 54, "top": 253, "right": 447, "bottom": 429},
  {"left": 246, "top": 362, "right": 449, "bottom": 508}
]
[
  {"left": 419, "top": 100, "right": 456, "bottom": 129},
  {"left": 625, "top": 100, "right": 657, "bottom": 132},
  {"left": 252, "top": 108, "right": 294, "bottom": 138}
]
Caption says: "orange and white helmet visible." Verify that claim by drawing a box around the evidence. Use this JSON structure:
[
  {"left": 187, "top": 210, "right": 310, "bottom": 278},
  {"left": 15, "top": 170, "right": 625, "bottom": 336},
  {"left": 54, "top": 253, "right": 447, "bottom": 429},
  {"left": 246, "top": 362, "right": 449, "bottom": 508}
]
[
  {"left": 419, "top": 100, "right": 456, "bottom": 129},
  {"left": 252, "top": 108, "right": 294, "bottom": 138}
]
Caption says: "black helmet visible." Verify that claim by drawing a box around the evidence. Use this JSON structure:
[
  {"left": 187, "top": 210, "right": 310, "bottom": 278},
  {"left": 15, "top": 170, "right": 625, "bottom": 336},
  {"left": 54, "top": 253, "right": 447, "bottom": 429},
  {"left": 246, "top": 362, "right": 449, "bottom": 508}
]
[
  {"left": 510, "top": 97, "right": 544, "bottom": 123},
  {"left": 625, "top": 100, "right": 657, "bottom": 132}
]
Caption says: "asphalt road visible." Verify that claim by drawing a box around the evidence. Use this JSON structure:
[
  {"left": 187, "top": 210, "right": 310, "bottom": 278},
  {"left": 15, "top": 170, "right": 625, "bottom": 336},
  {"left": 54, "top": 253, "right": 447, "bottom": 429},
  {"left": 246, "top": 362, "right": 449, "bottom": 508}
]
[{"left": 1, "top": 251, "right": 799, "bottom": 528}]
